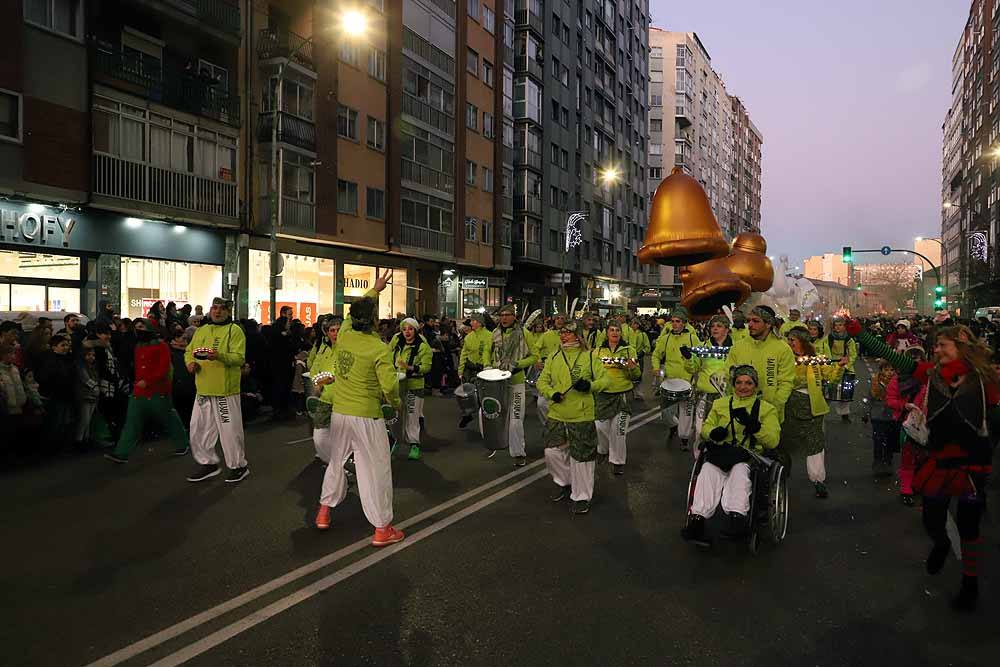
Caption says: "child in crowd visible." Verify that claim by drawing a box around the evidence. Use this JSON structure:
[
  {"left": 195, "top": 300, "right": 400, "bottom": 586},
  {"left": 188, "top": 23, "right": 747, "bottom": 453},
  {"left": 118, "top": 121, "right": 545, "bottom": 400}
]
[
  {"left": 292, "top": 349, "right": 309, "bottom": 416},
  {"left": 867, "top": 360, "right": 899, "bottom": 480}
]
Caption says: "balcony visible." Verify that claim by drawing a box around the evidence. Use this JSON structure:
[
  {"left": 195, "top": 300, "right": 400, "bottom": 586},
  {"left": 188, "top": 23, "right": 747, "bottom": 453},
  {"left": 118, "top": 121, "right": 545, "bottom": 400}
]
[
  {"left": 502, "top": 195, "right": 513, "bottom": 216},
  {"left": 92, "top": 42, "right": 240, "bottom": 126},
  {"left": 258, "top": 29, "right": 313, "bottom": 70},
  {"left": 674, "top": 153, "right": 687, "bottom": 167},
  {"left": 259, "top": 196, "right": 315, "bottom": 235},
  {"left": 514, "top": 147, "right": 543, "bottom": 171},
  {"left": 93, "top": 153, "right": 238, "bottom": 220},
  {"left": 496, "top": 245, "right": 512, "bottom": 269},
  {"left": 515, "top": 55, "right": 544, "bottom": 81},
  {"left": 503, "top": 145, "right": 514, "bottom": 167},
  {"left": 516, "top": 194, "right": 543, "bottom": 216},
  {"left": 257, "top": 112, "right": 316, "bottom": 152},
  {"left": 151, "top": 0, "right": 241, "bottom": 36},
  {"left": 514, "top": 240, "right": 542, "bottom": 261},
  {"left": 402, "top": 160, "right": 455, "bottom": 194},
  {"left": 400, "top": 224, "right": 454, "bottom": 256},
  {"left": 675, "top": 106, "right": 692, "bottom": 129},
  {"left": 513, "top": 100, "right": 541, "bottom": 124},
  {"left": 515, "top": 9, "right": 544, "bottom": 36},
  {"left": 401, "top": 94, "right": 455, "bottom": 135}
]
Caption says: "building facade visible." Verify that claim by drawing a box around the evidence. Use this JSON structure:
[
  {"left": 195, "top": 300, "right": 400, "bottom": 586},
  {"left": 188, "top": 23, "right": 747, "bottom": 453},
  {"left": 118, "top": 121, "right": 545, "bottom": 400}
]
[{"left": 803, "top": 252, "right": 849, "bottom": 287}]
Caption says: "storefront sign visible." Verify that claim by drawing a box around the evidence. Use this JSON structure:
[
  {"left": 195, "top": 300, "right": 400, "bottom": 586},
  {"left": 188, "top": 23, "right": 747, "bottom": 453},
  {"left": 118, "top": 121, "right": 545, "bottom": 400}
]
[
  {"left": 462, "top": 276, "right": 489, "bottom": 289},
  {"left": 0, "top": 208, "right": 76, "bottom": 248},
  {"left": 342, "top": 277, "right": 370, "bottom": 290},
  {"left": 258, "top": 301, "right": 318, "bottom": 326}
]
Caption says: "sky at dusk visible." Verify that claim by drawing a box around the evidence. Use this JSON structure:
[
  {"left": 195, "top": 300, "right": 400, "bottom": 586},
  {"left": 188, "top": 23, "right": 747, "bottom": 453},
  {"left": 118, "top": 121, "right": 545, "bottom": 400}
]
[{"left": 648, "top": 0, "right": 967, "bottom": 266}]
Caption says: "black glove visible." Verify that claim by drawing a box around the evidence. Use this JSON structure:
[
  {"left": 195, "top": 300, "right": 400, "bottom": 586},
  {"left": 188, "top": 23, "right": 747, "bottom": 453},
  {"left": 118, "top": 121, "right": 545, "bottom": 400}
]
[
  {"left": 709, "top": 426, "right": 728, "bottom": 442},
  {"left": 573, "top": 378, "right": 591, "bottom": 392},
  {"left": 552, "top": 392, "right": 564, "bottom": 403},
  {"left": 731, "top": 407, "right": 750, "bottom": 424},
  {"left": 744, "top": 419, "right": 762, "bottom": 435},
  {"left": 679, "top": 345, "right": 692, "bottom": 360}
]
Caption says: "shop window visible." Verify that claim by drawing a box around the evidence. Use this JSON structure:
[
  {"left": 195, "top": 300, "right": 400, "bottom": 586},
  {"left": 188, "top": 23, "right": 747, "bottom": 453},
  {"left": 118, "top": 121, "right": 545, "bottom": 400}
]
[
  {"left": 120, "top": 258, "right": 222, "bottom": 320},
  {"left": 248, "top": 250, "right": 333, "bottom": 325},
  {"left": 0, "top": 90, "right": 22, "bottom": 143},
  {"left": 25, "top": 0, "right": 83, "bottom": 40},
  {"left": 366, "top": 187, "right": 385, "bottom": 220},
  {"left": 343, "top": 264, "right": 407, "bottom": 319},
  {"left": 0, "top": 250, "right": 81, "bottom": 281}
]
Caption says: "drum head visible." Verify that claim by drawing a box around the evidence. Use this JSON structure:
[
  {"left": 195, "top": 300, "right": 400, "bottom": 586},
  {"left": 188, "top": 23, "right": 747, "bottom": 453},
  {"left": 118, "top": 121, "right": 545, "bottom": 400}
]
[
  {"left": 477, "top": 369, "right": 512, "bottom": 381},
  {"left": 660, "top": 378, "right": 692, "bottom": 392},
  {"left": 396, "top": 372, "right": 408, "bottom": 382}
]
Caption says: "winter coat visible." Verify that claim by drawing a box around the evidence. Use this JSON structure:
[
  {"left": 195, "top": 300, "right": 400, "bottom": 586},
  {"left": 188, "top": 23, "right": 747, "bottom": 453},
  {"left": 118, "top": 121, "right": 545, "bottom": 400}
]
[
  {"left": 536, "top": 346, "right": 609, "bottom": 423},
  {"left": 185, "top": 322, "right": 246, "bottom": 397},
  {"left": 389, "top": 333, "right": 433, "bottom": 391},
  {"left": 701, "top": 394, "right": 781, "bottom": 452},
  {"left": 723, "top": 333, "right": 796, "bottom": 422}
]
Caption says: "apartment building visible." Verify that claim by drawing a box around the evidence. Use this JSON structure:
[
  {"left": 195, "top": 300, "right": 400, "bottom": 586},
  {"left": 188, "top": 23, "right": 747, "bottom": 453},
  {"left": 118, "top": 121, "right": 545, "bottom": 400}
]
[
  {"left": 729, "top": 95, "right": 763, "bottom": 236},
  {"left": 803, "top": 253, "right": 849, "bottom": 287}
]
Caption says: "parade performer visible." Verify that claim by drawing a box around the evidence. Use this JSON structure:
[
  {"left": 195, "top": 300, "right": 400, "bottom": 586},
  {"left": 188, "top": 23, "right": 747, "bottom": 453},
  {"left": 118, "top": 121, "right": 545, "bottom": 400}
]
[
  {"left": 827, "top": 316, "right": 859, "bottom": 422},
  {"left": 729, "top": 310, "right": 749, "bottom": 343},
  {"left": 582, "top": 312, "right": 601, "bottom": 350},
  {"left": 806, "top": 320, "right": 831, "bottom": 357},
  {"left": 457, "top": 314, "right": 491, "bottom": 428},
  {"left": 630, "top": 318, "right": 652, "bottom": 398},
  {"left": 104, "top": 318, "right": 189, "bottom": 464},
  {"left": 390, "top": 318, "right": 433, "bottom": 460},
  {"left": 780, "top": 308, "right": 804, "bottom": 337},
  {"left": 652, "top": 306, "right": 699, "bottom": 449},
  {"left": 680, "top": 314, "right": 733, "bottom": 457},
  {"left": 532, "top": 312, "right": 566, "bottom": 426},
  {"left": 184, "top": 298, "right": 249, "bottom": 483},
  {"left": 316, "top": 270, "right": 405, "bottom": 547},
  {"left": 485, "top": 304, "right": 537, "bottom": 466},
  {"left": 307, "top": 317, "right": 341, "bottom": 463},
  {"left": 782, "top": 328, "right": 840, "bottom": 498},
  {"left": 681, "top": 365, "right": 781, "bottom": 546},
  {"left": 723, "top": 305, "right": 796, "bottom": 424},
  {"left": 849, "top": 320, "right": 998, "bottom": 611},
  {"left": 538, "top": 320, "right": 609, "bottom": 514},
  {"left": 593, "top": 323, "right": 641, "bottom": 475}
]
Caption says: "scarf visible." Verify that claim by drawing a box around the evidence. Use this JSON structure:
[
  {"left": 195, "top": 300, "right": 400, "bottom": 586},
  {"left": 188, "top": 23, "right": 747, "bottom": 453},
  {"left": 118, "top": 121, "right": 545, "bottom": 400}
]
[
  {"left": 492, "top": 324, "right": 529, "bottom": 372},
  {"left": 804, "top": 364, "right": 830, "bottom": 417}
]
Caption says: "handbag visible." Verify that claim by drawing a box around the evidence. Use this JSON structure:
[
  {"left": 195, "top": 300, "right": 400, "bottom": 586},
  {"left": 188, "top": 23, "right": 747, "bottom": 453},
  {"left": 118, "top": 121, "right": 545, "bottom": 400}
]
[{"left": 901, "top": 382, "right": 929, "bottom": 446}]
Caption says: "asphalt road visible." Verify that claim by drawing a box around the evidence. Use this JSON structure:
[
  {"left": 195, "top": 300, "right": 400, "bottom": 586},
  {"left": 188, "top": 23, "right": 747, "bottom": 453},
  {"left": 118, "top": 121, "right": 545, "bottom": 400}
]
[{"left": 2, "top": 363, "right": 998, "bottom": 667}]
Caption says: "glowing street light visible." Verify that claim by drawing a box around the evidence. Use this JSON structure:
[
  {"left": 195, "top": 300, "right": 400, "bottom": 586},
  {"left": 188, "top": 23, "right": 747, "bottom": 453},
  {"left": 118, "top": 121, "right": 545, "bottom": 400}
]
[
  {"left": 600, "top": 167, "right": 620, "bottom": 185},
  {"left": 341, "top": 8, "right": 369, "bottom": 37}
]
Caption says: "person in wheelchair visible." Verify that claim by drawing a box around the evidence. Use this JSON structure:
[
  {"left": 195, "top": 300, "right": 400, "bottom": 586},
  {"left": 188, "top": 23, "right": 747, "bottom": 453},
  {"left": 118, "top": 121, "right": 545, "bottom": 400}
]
[{"left": 682, "top": 365, "right": 781, "bottom": 547}]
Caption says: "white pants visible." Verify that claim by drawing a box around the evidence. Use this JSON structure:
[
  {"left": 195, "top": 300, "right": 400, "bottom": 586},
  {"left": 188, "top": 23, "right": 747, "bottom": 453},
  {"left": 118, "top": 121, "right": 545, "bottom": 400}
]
[
  {"left": 404, "top": 392, "right": 423, "bottom": 445},
  {"left": 537, "top": 395, "right": 549, "bottom": 426},
  {"left": 508, "top": 382, "right": 526, "bottom": 458},
  {"left": 313, "top": 426, "right": 330, "bottom": 463},
  {"left": 662, "top": 401, "right": 679, "bottom": 429},
  {"left": 806, "top": 451, "right": 826, "bottom": 483},
  {"left": 319, "top": 413, "right": 393, "bottom": 528},
  {"left": 190, "top": 394, "right": 247, "bottom": 469},
  {"left": 677, "top": 396, "right": 695, "bottom": 442},
  {"left": 596, "top": 411, "right": 630, "bottom": 465},
  {"left": 690, "top": 462, "right": 752, "bottom": 518},
  {"left": 833, "top": 401, "right": 851, "bottom": 417},
  {"left": 544, "top": 446, "right": 596, "bottom": 501}
]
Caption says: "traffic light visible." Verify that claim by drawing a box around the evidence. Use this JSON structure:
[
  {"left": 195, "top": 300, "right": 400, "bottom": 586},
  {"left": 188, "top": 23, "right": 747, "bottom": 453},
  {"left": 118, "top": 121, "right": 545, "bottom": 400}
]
[
  {"left": 934, "top": 298, "right": 944, "bottom": 309},
  {"left": 934, "top": 284, "right": 944, "bottom": 295},
  {"left": 842, "top": 246, "right": 853, "bottom": 263}
]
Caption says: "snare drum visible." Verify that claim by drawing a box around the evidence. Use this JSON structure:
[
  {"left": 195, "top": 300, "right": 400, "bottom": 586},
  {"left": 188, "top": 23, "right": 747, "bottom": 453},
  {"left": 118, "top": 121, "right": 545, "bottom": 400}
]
[{"left": 659, "top": 378, "right": 693, "bottom": 404}]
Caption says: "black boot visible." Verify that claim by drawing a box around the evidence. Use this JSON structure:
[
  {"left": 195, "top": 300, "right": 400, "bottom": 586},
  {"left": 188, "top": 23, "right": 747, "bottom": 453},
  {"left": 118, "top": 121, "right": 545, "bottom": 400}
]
[
  {"left": 951, "top": 575, "right": 978, "bottom": 612},
  {"left": 680, "top": 515, "right": 711, "bottom": 547},
  {"left": 926, "top": 539, "right": 951, "bottom": 575},
  {"left": 458, "top": 415, "right": 473, "bottom": 429},
  {"left": 721, "top": 512, "right": 749, "bottom": 539}
]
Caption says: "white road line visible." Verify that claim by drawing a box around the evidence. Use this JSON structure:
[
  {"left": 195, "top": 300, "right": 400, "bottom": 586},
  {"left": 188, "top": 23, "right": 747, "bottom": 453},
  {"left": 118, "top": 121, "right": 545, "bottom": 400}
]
[
  {"left": 946, "top": 513, "right": 962, "bottom": 560},
  {"left": 284, "top": 436, "right": 313, "bottom": 445},
  {"left": 88, "top": 407, "right": 664, "bottom": 667}
]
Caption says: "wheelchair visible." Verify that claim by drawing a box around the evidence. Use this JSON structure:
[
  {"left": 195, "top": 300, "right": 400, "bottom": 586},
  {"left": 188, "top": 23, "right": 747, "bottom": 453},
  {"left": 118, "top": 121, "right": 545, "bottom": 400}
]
[{"left": 685, "top": 444, "right": 789, "bottom": 554}]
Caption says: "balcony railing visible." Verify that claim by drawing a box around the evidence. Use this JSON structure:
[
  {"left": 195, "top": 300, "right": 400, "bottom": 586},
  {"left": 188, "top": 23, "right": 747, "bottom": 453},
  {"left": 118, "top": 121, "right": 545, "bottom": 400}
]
[
  {"left": 503, "top": 145, "right": 514, "bottom": 166},
  {"left": 514, "top": 147, "right": 542, "bottom": 171},
  {"left": 94, "top": 153, "right": 238, "bottom": 220},
  {"left": 400, "top": 224, "right": 454, "bottom": 255},
  {"left": 401, "top": 160, "right": 455, "bottom": 194},
  {"left": 257, "top": 29, "right": 313, "bottom": 69},
  {"left": 514, "top": 9, "right": 544, "bottom": 35},
  {"left": 257, "top": 112, "right": 316, "bottom": 151},
  {"left": 516, "top": 55, "right": 544, "bottom": 81},
  {"left": 92, "top": 42, "right": 240, "bottom": 126},
  {"left": 259, "top": 195, "right": 315, "bottom": 234},
  {"left": 514, "top": 240, "right": 541, "bottom": 261},
  {"left": 502, "top": 195, "right": 513, "bottom": 216},
  {"left": 159, "top": 0, "right": 241, "bottom": 35},
  {"left": 401, "top": 94, "right": 456, "bottom": 134},
  {"left": 496, "top": 245, "right": 512, "bottom": 268},
  {"left": 516, "top": 194, "right": 542, "bottom": 216}
]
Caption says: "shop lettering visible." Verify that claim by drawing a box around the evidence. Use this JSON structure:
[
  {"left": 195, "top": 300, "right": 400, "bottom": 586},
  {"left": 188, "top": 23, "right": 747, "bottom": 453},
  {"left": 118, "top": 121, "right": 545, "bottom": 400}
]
[
  {"left": 343, "top": 278, "right": 369, "bottom": 289},
  {"left": 0, "top": 209, "right": 76, "bottom": 248},
  {"left": 462, "top": 277, "right": 489, "bottom": 289}
]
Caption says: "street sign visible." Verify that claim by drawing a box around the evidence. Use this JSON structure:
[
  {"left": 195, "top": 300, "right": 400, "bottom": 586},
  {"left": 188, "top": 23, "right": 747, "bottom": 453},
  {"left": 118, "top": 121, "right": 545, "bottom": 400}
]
[
  {"left": 880, "top": 246, "right": 892, "bottom": 256},
  {"left": 551, "top": 273, "right": 572, "bottom": 284}
]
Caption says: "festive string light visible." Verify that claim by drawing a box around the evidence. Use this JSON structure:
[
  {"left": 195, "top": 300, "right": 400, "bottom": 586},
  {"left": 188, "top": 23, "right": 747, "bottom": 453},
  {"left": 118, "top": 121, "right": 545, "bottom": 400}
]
[
  {"left": 796, "top": 355, "right": 837, "bottom": 366},
  {"left": 691, "top": 346, "right": 731, "bottom": 359},
  {"left": 600, "top": 357, "right": 637, "bottom": 367}
]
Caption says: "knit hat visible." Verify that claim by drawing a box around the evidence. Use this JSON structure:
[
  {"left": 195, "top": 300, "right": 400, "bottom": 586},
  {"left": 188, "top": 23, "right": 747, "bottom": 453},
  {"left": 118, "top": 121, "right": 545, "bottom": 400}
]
[
  {"left": 400, "top": 317, "right": 420, "bottom": 331},
  {"left": 895, "top": 319, "right": 910, "bottom": 329},
  {"left": 708, "top": 314, "right": 730, "bottom": 329},
  {"left": 211, "top": 297, "right": 233, "bottom": 309},
  {"left": 750, "top": 305, "right": 777, "bottom": 325},
  {"left": 559, "top": 319, "right": 589, "bottom": 350},
  {"left": 670, "top": 306, "right": 691, "bottom": 322},
  {"left": 730, "top": 364, "right": 759, "bottom": 387}
]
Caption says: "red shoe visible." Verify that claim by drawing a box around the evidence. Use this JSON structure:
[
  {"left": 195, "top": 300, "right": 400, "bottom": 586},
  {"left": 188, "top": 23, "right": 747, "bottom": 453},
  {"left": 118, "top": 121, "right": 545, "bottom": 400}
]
[
  {"left": 315, "top": 505, "right": 331, "bottom": 530},
  {"left": 372, "top": 525, "right": 405, "bottom": 547}
]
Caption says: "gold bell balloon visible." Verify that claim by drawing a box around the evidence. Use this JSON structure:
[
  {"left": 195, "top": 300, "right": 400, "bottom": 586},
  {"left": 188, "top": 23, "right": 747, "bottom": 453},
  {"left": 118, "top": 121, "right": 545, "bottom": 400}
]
[
  {"left": 725, "top": 232, "right": 774, "bottom": 293},
  {"left": 638, "top": 167, "right": 730, "bottom": 267},
  {"left": 679, "top": 258, "right": 752, "bottom": 319}
]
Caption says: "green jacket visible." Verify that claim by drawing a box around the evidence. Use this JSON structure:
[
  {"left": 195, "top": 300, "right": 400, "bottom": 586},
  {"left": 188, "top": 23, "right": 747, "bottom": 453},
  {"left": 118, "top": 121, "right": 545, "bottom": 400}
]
[
  {"left": 534, "top": 329, "right": 561, "bottom": 363},
  {"left": 652, "top": 327, "right": 699, "bottom": 380},
  {"left": 309, "top": 343, "right": 337, "bottom": 404},
  {"left": 701, "top": 394, "right": 781, "bottom": 453},
  {"left": 592, "top": 342, "right": 641, "bottom": 393},
  {"left": 536, "top": 346, "right": 609, "bottom": 423},
  {"left": 812, "top": 336, "right": 832, "bottom": 358},
  {"left": 826, "top": 335, "right": 858, "bottom": 374},
  {"left": 730, "top": 327, "right": 749, "bottom": 344},
  {"left": 630, "top": 327, "right": 652, "bottom": 356},
  {"left": 779, "top": 320, "right": 806, "bottom": 337},
  {"left": 459, "top": 327, "right": 492, "bottom": 376},
  {"left": 485, "top": 325, "right": 536, "bottom": 385},
  {"left": 389, "top": 333, "right": 433, "bottom": 391},
  {"left": 685, "top": 336, "right": 733, "bottom": 394},
  {"left": 723, "top": 333, "right": 796, "bottom": 422},
  {"left": 185, "top": 322, "right": 245, "bottom": 397},
  {"left": 328, "top": 291, "right": 400, "bottom": 418}
]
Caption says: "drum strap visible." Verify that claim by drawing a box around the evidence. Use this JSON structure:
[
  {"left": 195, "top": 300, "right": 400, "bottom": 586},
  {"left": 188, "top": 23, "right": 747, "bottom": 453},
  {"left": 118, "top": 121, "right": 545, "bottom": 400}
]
[{"left": 727, "top": 397, "right": 761, "bottom": 450}]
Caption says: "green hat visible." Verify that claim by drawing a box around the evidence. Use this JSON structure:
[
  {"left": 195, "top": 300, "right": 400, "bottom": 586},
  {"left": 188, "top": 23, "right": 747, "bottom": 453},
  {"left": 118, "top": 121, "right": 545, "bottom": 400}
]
[
  {"left": 497, "top": 304, "right": 517, "bottom": 315},
  {"left": 559, "top": 319, "right": 590, "bottom": 350},
  {"left": 708, "top": 314, "right": 731, "bottom": 329},
  {"left": 670, "top": 306, "right": 690, "bottom": 322}
]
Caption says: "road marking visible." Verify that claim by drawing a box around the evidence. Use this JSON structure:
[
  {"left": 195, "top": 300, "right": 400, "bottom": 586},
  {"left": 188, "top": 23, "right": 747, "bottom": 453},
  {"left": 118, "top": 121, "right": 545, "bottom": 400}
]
[
  {"left": 88, "top": 407, "right": 664, "bottom": 666},
  {"left": 946, "top": 513, "right": 962, "bottom": 560},
  {"left": 285, "top": 436, "right": 313, "bottom": 445}
]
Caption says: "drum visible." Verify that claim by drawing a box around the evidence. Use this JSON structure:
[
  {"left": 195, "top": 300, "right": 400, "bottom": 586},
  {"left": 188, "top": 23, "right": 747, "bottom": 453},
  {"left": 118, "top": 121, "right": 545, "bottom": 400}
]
[
  {"left": 477, "top": 369, "right": 512, "bottom": 451},
  {"left": 659, "top": 378, "right": 692, "bottom": 406},
  {"left": 301, "top": 372, "right": 314, "bottom": 398},
  {"left": 381, "top": 372, "right": 408, "bottom": 447},
  {"left": 525, "top": 364, "right": 542, "bottom": 387},
  {"left": 454, "top": 382, "right": 479, "bottom": 417},
  {"left": 824, "top": 371, "right": 856, "bottom": 402}
]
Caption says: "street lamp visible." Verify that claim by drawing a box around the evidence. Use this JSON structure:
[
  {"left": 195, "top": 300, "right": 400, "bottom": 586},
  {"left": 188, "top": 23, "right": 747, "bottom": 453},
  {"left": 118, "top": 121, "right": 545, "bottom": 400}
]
[{"left": 268, "top": 9, "right": 369, "bottom": 323}]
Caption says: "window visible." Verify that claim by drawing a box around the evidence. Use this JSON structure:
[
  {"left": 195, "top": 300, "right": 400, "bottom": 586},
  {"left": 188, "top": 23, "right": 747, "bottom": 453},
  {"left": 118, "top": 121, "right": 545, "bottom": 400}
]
[
  {"left": 337, "top": 105, "right": 358, "bottom": 140},
  {"left": 337, "top": 180, "right": 358, "bottom": 214},
  {"left": 483, "top": 167, "right": 494, "bottom": 192},
  {"left": 560, "top": 149, "right": 569, "bottom": 169},
  {"left": 560, "top": 106, "right": 569, "bottom": 127},
  {"left": 482, "top": 60, "right": 494, "bottom": 87},
  {"left": 649, "top": 167, "right": 662, "bottom": 179},
  {"left": 481, "top": 219, "right": 492, "bottom": 244},
  {"left": 560, "top": 65, "right": 569, "bottom": 87},
  {"left": 650, "top": 118, "right": 662, "bottom": 132},
  {"left": 468, "top": 0, "right": 479, "bottom": 21},
  {"left": 483, "top": 5, "right": 495, "bottom": 33},
  {"left": 368, "top": 48, "right": 387, "bottom": 81},
  {"left": 552, "top": 14, "right": 560, "bottom": 36},
  {"left": 465, "top": 217, "right": 478, "bottom": 241},
  {"left": 466, "top": 160, "right": 477, "bottom": 185},
  {"left": 366, "top": 187, "right": 385, "bottom": 220},
  {"left": 340, "top": 42, "right": 361, "bottom": 68},
  {"left": 551, "top": 99, "right": 560, "bottom": 122},
  {"left": 467, "top": 48, "right": 479, "bottom": 76},
  {"left": 549, "top": 229, "right": 558, "bottom": 250},
  {"left": 25, "top": 0, "right": 82, "bottom": 39},
  {"left": 466, "top": 103, "right": 478, "bottom": 130},
  {"left": 483, "top": 112, "right": 494, "bottom": 138},
  {"left": 0, "top": 91, "right": 22, "bottom": 143},
  {"left": 650, "top": 94, "right": 662, "bottom": 107},
  {"left": 552, "top": 57, "right": 561, "bottom": 79},
  {"left": 266, "top": 77, "right": 314, "bottom": 119},
  {"left": 549, "top": 186, "right": 559, "bottom": 206},
  {"left": 561, "top": 25, "right": 570, "bottom": 43},
  {"left": 649, "top": 143, "right": 662, "bottom": 155},
  {"left": 551, "top": 143, "right": 559, "bottom": 164},
  {"left": 366, "top": 116, "right": 385, "bottom": 150}
]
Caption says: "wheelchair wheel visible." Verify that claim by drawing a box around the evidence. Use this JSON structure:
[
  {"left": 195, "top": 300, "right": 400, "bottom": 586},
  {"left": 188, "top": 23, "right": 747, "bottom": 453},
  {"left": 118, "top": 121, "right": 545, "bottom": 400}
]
[
  {"left": 767, "top": 462, "right": 789, "bottom": 544},
  {"left": 748, "top": 528, "right": 760, "bottom": 555},
  {"left": 685, "top": 456, "right": 700, "bottom": 514}
]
